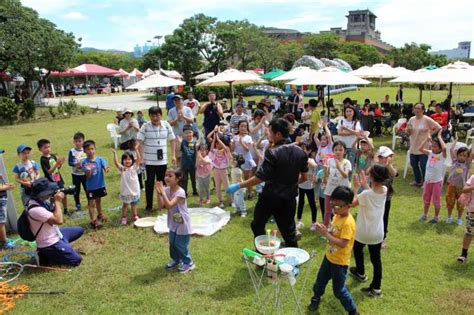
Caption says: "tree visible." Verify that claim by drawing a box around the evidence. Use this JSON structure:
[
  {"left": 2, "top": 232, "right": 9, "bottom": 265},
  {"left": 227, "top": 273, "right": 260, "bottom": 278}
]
[
  {"left": 278, "top": 40, "right": 305, "bottom": 70},
  {"left": 250, "top": 33, "right": 282, "bottom": 72},
  {"left": 337, "top": 41, "right": 382, "bottom": 69},
  {"left": 73, "top": 51, "right": 142, "bottom": 72},
  {"left": 303, "top": 33, "right": 340, "bottom": 59},
  {"left": 387, "top": 43, "right": 448, "bottom": 70},
  {"left": 0, "top": 0, "right": 79, "bottom": 96}
]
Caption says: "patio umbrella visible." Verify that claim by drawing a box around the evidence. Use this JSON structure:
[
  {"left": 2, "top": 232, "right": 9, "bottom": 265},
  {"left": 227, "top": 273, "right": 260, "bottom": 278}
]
[
  {"left": 261, "top": 69, "right": 286, "bottom": 80},
  {"left": 125, "top": 73, "right": 185, "bottom": 90},
  {"left": 195, "top": 72, "right": 215, "bottom": 81},
  {"left": 197, "top": 68, "right": 265, "bottom": 105},
  {"left": 271, "top": 66, "right": 318, "bottom": 81},
  {"left": 160, "top": 69, "right": 183, "bottom": 79},
  {"left": 243, "top": 85, "right": 285, "bottom": 96},
  {"left": 352, "top": 63, "right": 399, "bottom": 86}
]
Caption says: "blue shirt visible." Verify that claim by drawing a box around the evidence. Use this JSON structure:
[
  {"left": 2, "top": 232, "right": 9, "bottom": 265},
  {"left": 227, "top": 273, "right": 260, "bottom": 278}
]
[
  {"left": 81, "top": 157, "right": 108, "bottom": 190},
  {"left": 12, "top": 160, "right": 39, "bottom": 189},
  {"left": 166, "top": 92, "right": 175, "bottom": 110},
  {"left": 181, "top": 139, "right": 197, "bottom": 170}
]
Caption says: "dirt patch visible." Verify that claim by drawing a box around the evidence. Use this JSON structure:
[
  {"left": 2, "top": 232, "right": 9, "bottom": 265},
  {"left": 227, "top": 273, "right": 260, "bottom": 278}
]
[{"left": 438, "top": 289, "right": 474, "bottom": 314}]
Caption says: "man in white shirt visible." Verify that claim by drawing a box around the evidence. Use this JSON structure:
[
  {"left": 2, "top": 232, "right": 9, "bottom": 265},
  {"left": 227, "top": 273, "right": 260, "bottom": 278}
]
[
  {"left": 183, "top": 91, "right": 200, "bottom": 117},
  {"left": 168, "top": 95, "right": 194, "bottom": 165}
]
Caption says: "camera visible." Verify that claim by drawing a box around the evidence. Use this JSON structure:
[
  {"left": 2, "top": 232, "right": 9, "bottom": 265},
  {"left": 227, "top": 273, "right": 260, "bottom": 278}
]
[{"left": 57, "top": 185, "right": 76, "bottom": 195}]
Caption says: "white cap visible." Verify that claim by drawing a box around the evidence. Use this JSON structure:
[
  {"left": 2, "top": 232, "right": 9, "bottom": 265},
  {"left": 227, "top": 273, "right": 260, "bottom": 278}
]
[{"left": 377, "top": 146, "right": 394, "bottom": 157}]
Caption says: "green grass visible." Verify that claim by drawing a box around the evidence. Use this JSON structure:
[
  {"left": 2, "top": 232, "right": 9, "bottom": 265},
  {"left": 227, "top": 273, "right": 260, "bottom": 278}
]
[{"left": 0, "top": 107, "right": 473, "bottom": 314}]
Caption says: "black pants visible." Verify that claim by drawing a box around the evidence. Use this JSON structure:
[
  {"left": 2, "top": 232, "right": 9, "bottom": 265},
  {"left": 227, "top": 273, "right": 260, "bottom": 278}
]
[
  {"left": 319, "top": 196, "right": 325, "bottom": 222},
  {"left": 353, "top": 240, "right": 382, "bottom": 290},
  {"left": 145, "top": 164, "right": 167, "bottom": 210},
  {"left": 297, "top": 188, "right": 317, "bottom": 222},
  {"left": 251, "top": 194, "right": 298, "bottom": 248},
  {"left": 181, "top": 167, "right": 197, "bottom": 196},
  {"left": 383, "top": 199, "right": 391, "bottom": 239},
  {"left": 72, "top": 174, "right": 87, "bottom": 206},
  {"left": 138, "top": 173, "right": 143, "bottom": 190}
]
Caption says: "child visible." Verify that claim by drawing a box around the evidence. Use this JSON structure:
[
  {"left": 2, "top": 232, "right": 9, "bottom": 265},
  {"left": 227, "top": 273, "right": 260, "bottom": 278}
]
[
  {"left": 231, "top": 120, "right": 256, "bottom": 199},
  {"left": 155, "top": 168, "right": 195, "bottom": 273},
  {"left": 81, "top": 140, "right": 110, "bottom": 229},
  {"left": 375, "top": 146, "right": 398, "bottom": 248},
  {"left": 180, "top": 125, "right": 198, "bottom": 197},
  {"left": 418, "top": 132, "right": 446, "bottom": 224},
  {"left": 308, "top": 186, "right": 358, "bottom": 314},
  {"left": 314, "top": 120, "right": 333, "bottom": 166},
  {"left": 446, "top": 133, "right": 474, "bottom": 224},
  {"left": 349, "top": 165, "right": 390, "bottom": 297},
  {"left": 231, "top": 154, "right": 247, "bottom": 217},
  {"left": 323, "top": 141, "right": 352, "bottom": 227},
  {"left": 353, "top": 133, "right": 374, "bottom": 177},
  {"left": 196, "top": 143, "right": 212, "bottom": 206},
  {"left": 68, "top": 132, "right": 87, "bottom": 212},
  {"left": 137, "top": 110, "right": 146, "bottom": 128},
  {"left": 37, "top": 139, "right": 68, "bottom": 214},
  {"left": 112, "top": 149, "right": 140, "bottom": 225},
  {"left": 457, "top": 175, "right": 474, "bottom": 263},
  {"left": 252, "top": 137, "right": 269, "bottom": 195},
  {"left": 209, "top": 131, "right": 232, "bottom": 208},
  {"left": 126, "top": 139, "right": 144, "bottom": 190},
  {"left": 296, "top": 142, "right": 318, "bottom": 235},
  {"left": 12, "top": 144, "right": 39, "bottom": 206},
  {"left": 0, "top": 172, "right": 15, "bottom": 249}
]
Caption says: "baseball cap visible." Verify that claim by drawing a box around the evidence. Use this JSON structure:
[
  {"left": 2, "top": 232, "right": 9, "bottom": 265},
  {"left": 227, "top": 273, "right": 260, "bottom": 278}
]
[
  {"left": 17, "top": 144, "right": 32, "bottom": 154},
  {"left": 30, "top": 177, "right": 59, "bottom": 198},
  {"left": 172, "top": 94, "right": 183, "bottom": 101},
  {"left": 376, "top": 146, "right": 394, "bottom": 157}
]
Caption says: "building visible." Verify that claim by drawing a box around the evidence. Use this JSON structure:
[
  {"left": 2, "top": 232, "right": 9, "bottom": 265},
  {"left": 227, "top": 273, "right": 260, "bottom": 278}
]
[
  {"left": 431, "top": 42, "right": 471, "bottom": 60},
  {"left": 133, "top": 43, "right": 159, "bottom": 58},
  {"left": 320, "top": 9, "right": 394, "bottom": 54},
  {"left": 262, "top": 27, "right": 304, "bottom": 42}
]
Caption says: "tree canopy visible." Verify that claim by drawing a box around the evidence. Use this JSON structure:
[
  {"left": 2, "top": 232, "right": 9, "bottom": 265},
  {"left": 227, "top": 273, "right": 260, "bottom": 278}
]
[{"left": 387, "top": 43, "right": 448, "bottom": 70}]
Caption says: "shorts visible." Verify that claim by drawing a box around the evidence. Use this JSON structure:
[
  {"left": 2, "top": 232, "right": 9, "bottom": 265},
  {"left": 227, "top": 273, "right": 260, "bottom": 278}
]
[
  {"left": 120, "top": 194, "right": 140, "bottom": 205},
  {"left": 86, "top": 188, "right": 107, "bottom": 201},
  {"left": 0, "top": 198, "right": 6, "bottom": 224},
  {"left": 466, "top": 212, "right": 474, "bottom": 236},
  {"left": 241, "top": 159, "right": 257, "bottom": 171}
]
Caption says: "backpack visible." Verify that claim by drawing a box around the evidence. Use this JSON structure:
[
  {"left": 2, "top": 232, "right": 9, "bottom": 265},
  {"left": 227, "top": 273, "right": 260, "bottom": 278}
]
[{"left": 17, "top": 201, "right": 44, "bottom": 242}]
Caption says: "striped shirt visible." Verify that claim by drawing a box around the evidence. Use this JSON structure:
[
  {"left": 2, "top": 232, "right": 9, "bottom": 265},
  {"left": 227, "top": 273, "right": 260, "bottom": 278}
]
[{"left": 137, "top": 121, "right": 176, "bottom": 166}]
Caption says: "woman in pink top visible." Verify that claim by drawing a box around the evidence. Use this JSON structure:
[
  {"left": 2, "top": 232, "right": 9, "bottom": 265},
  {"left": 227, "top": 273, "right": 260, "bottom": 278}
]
[
  {"left": 209, "top": 131, "right": 231, "bottom": 208},
  {"left": 406, "top": 103, "right": 441, "bottom": 186}
]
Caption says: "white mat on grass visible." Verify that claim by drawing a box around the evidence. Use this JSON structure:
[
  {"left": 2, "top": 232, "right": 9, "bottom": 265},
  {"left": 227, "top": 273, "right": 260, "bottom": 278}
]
[{"left": 153, "top": 207, "right": 230, "bottom": 236}]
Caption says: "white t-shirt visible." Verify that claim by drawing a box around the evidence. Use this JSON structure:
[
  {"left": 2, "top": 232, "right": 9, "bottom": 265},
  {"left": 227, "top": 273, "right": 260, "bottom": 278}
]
[
  {"left": 424, "top": 151, "right": 446, "bottom": 183},
  {"left": 299, "top": 159, "right": 315, "bottom": 190},
  {"left": 355, "top": 187, "right": 387, "bottom": 245},
  {"left": 316, "top": 143, "right": 333, "bottom": 165},
  {"left": 337, "top": 119, "right": 361, "bottom": 149},
  {"left": 120, "top": 164, "right": 140, "bottom": 199},
  {"left": 118, "top": 118, "right": 139, "bottom": 143},
  {"left": 137, "top": 121, "right": 176, "bottom": 166},
  {"left": 233, "top": 135, "right": 253, "bottom": 162},
  {"left": 324, "top": 158, "right": 352, "bottom": 196},
  {"left": 183, "top": 99, "right": 200, "bottom": 116}
]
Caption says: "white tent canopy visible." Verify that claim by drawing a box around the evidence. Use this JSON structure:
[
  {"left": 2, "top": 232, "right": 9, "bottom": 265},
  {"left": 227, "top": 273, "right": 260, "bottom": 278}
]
[
  {"left": 129, "top": 68, "right": 143, "bottom": 78},
  {"left": 286, "top": 67, "right": 371, "bottom": 86},
  {"left": 352, "top": 63, "right": 400, "bottom": 79},
  {"left": 160, "top": 69, "right": 183, "bottom": 79},
  {"left": 197, "top": 68, "right": 264, "bottom": 87},
  {"left": 142, "top": 68, "right": 155, "bottom": 77},
  {"left": 272, "top": 66, "right": 318, "bottom": 81},
  {"left": 125, "top": 73, "right": 185, "bottom": 90},
  {"left": 390, "top": 62, "right": 474, "bottom": 84},
  {"left": 195, "top": 72, "right": 215, "bottom": 80}
]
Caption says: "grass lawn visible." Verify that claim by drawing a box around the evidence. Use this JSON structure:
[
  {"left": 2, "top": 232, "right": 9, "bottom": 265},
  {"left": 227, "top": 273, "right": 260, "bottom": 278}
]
[{"left": 0, "top": 110, "right": 473, "bottom": 314}]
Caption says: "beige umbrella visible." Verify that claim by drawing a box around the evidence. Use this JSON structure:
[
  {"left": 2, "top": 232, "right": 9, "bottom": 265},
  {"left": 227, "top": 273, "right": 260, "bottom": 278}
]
[
  {"left": 272, "top": 66, "right": 318, "bottom": 81},
  {"left": 125, "top": 73, "right": 185, "bottom": 90},
  {"left": 352, "top": 63, "right": 400, "bottom": 86}
]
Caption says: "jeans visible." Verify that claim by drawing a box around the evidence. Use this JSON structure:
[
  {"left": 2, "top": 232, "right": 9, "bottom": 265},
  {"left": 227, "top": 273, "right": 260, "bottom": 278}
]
[
  {"left": 297, "top": 188, "right": 317, "bottom": 222},
  {"left": 234, "top": 188, "right": 247, "bottom": 212},
  {"left": 145, "top": 164, "right": 167, "bottom": 209},
  {"left": 181, "top": 167, "right": 197, "bottom": 196},
  {"left": 383, "top": 199, "right": 391, "bottom": 239},
  {"left": 353, "top": 240, "right": 382, "bottom": 290},
  {"left": 37, "top": 226, "right": 84, "bottom": 266},
  {"left": 409, "top": 153, "right": 428, "bottom": 185},
  {"left": 169, "top": 231, "right": 192, "bottom": 265},
  {"left": 346, "top": 148, "right": 356, "bottom": 181},
  {"left": 251, "top": 194, "right": 298, "bottom": 247},
  {"left": 312, "top": 256, "right": 357, "bottom": 313},
  {"left": 198, "top": 175, "right": 210, "bottom": 201},
  {"left": 72, "top": 174, "right": 87, "bottom": 206}
]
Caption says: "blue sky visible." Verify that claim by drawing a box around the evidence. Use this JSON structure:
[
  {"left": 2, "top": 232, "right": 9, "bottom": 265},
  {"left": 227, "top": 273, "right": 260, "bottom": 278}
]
[{"left": 22, "top": 0, "right": 474, "bottom": 53}]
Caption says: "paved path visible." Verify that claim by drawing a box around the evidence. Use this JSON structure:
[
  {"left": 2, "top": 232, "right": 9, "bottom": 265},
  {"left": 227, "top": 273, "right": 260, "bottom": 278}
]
[{"left": 45, "top": 92, "right": 165, "bottom": 111}]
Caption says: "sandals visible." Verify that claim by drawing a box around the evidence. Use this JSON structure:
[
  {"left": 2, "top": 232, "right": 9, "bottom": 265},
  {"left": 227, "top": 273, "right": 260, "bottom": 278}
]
[
  {"left": 97, "top": 213, "right": 107, "bottom": 223},
  {"left": 121, "top": 217, "right": 128, "bottom": 225}
]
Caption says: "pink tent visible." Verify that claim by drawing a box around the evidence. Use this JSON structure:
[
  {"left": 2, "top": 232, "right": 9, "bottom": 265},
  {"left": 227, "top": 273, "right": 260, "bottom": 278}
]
[
  {"left": 129, "top": 68, "right": 143, "bottom": 77},
  {"left": 116, "top": 68, "right": 129, "bottom": 78},
  {"left": 51, "top": 64, "right": 120, "bottom": 76}
]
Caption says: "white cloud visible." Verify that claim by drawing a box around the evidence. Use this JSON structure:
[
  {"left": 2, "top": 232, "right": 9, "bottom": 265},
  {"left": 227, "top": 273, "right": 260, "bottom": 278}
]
[{"left": 63, "top": 12, "right": 87, "bottom": 21}]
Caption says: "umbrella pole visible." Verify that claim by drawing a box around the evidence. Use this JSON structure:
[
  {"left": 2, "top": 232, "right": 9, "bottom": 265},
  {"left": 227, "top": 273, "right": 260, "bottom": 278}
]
[
  {"left": 379, "top": 77, "right": 382, "bottom": 88},
  {"left": 449, "top": 82, "right": 453, "bottom": 96},
  {"left": 327, "top": 86, "right": 331, "bottom": 119},
  {"left": 419, "top": 86, "right": 422, "bottom": 103},
  {"left": 229, "top": 81, "right": 235, "bottom": 111}
]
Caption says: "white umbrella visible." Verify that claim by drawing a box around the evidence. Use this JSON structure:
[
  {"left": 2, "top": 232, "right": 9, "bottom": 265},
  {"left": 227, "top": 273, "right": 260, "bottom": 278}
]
[
  {"left": 352, "top": 63, "right": 399, "bottom": 79},
  {"left": 125, "top": 73, "right": 185, "bottom": 90},
  {"left": 272, "top": 66, "right": 318, "bottom": 81},
  {"left": 287, "top": 67, "right": 371, "bottom": 86},
  {"left": 424, "top": 61, "right": 474, "bottom": 84},
  {"left": 195, "top": 72, "right": 215, "bottom": 80},
  {"left": 197, "top": 68, "right": 265, "bottom": 104},
  {"left": 160, "top": 69, "right": 183, "bottom": 79}
]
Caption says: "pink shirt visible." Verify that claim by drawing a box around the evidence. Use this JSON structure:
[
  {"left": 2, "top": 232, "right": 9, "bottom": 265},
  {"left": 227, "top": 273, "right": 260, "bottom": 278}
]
[
  {"left": 196, "top": 155, "right": 213, "bottom": 178},
  {"left": 209, "top": 149, "right": 231, "bottom": 169},
  {"left": 408, "top": 115, "right": 441, "bottom": 155},
  {"left": 28, "top": 206, "right": 61, "bottom": 248}
]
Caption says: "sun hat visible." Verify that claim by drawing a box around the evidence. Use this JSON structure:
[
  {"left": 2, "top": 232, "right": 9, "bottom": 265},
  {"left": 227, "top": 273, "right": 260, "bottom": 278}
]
[
  {"left": 122, "top": 108, "right": 134, "bottom": 115},
  {"left": 376, "top": 146, "right": 394, "bottom": 157},
  {"left": 30, "top": 177, "right": 59, "bottom": 198}
]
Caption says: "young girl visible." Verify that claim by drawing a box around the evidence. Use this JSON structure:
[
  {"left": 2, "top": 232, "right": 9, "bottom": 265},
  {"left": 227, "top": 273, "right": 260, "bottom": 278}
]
[
  {"left": 155, "top": 168, "right": 195, "bottom": 273},
  {"left": 196, "top": 143, "right": 213, "bottom": 206},
  {"left": 296, "top": 142, "right": 318, "bottom": 236},
  {"left": 323, "top": 141, "right": 352, "bottom": 227},
  {"left": 253, "top": 136, "right": 270, "bottom": 195},
  {"left": 457, "top": 175, "right": 474, "bottom": 263},
  {"left": 231, "top": 121, "right": 256, "bottom": 199},
  {"left": 353, "top": 133, "right": 374, "bottom": 178},
  {"left": 209, "top": 131, "right": 232, "bottom": 208},
  {"left": 231, "top": 154, "right": 247, "bottom": 217},
  {"left": 112, "top": 149, "right": 140, "bottom": 225},
  {"left": 127, "top": 139, "right": 144, "bottom": 190},
  {"left": 446, "top": 134, "right": 474, "bottom": 224},
  {"left": 349, "top": 165, "right": 390, "bottom": 297},
  {"left": 418, "top": 132, "right": 446, "bottom": 224}
]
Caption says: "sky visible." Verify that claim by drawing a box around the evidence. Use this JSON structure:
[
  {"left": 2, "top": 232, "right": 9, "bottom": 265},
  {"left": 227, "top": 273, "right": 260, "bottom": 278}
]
[{"left": 21, "top": 0, "right": 474, "bottom": 53}]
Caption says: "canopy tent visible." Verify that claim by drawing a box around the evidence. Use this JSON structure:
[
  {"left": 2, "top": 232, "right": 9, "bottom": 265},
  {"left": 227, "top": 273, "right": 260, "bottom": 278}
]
[
  {"left": 195, "top": 72, "right": 215, "bottom": 81},
  {"left": 243, "top": 85, "right": 285, "bottom": 96},
  {"left": 272, "top": 66, "right": 318, "bottom": 81},
  {"left": 129, "top": 68, "right": 143, "bottom": 78},
  {"left": 142, "top": 68, "right": 155, "bottom": 77},
  {"left": 261, "top": 69, "right": 286, "bottom": 80},
  {"left": 116, "top": 69, "right": 129, "bottom": 78},
  {"left": 51, "top": 64, "right": 119, "bottom": 77},
  {"left": 160, "top": 69, "right": 183, "bottom": 79},
  {"left": 197, "top": 68, "right": 265, "bottom": 105},
  {"left": 125, "top": 73, "right": 185, "bottom": 90}
]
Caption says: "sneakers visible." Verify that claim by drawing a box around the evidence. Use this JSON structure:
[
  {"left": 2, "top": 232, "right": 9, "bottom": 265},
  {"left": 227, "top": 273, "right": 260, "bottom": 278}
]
[
  {"left": 121, "top": 217, "right": 128, "bottom": 225},
  {"left": 457, "top": 255, "right": 467, "bottom": 263},
  {"left": 205, "top": 199, "right": 211, "bottom": 205},
  {"left": 457, "top": 218, "right": 463, "bottom": 225},
  {"left": 296, "top": 221, "right": 304, "bottom": 229},
  {"left": 144, "top": 207, "right": 152, "bottom": 215},
  {"left": 381, "top": 239, "right": 387, "bottom": 249},
  {"left": 75, "top": 204, "right": 82, "bottom": 211},
  {"left": 361, "top": 287, "right": 383, "bottom": 297},
  {"left": 349, "top": 267, "right": 368, "bottom": 282},
  {"left": 310, "top": 223, "right": 317, "bottom": 232},
  {"left": 428, "top": 217, "right": 439, "bottom": 224},
  {"left": 179, "top": 262, "right": 196, "bottom": 273},
  {"left": 165, "top": 260, "right": 180, "bottom": 270},
  {"left": 199, "top": 200, "right": 203, "bottom": 206},
  {"left": 132, "top": 215, "right": 140, "bottom": 222},
  {"left": 307, "top": 297, "right": 320, "bottom": 312},
  {"left": 90, "top": 220, "right": 102, "bottom": 229},
  {"left": 445, "top": 217, "right": 453, "bottom": 224},
  {"left": 419, "top": 214, "right": 428, "bottom": 222},
  {"left": 218, "top": 202, "right": 225, "bottom": 208},
  {"left": 240, "top": 211, "right": 247, "bottom": 218},
  {"left": 97, "top": 213, "right": 107, "bottom": 223},
  {"left": 296, "top": 230, "right": 302, "bottom": 239}
]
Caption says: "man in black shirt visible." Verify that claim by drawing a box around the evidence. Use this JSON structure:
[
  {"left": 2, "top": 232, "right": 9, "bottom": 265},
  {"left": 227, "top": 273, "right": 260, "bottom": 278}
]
[
  {"left": 199, "top": 91, "right": 223, "bottom": 137},
  {"left": 287, "top": 88, "right": 299, "bottom": 115},
  {"left": 227, "top": 118, "right": 308, "bottom": 247}
]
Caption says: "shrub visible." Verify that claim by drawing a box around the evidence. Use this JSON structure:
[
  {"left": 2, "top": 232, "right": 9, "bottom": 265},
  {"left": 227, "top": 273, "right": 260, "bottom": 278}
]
[
  {"left": 64, "top": 99, "right": 78, "bottom": 116},
  {"left": 20, "top": 98, "right": 36, "bottom": 120},
  {"left": 0, "top": 97, "right": 19, "bottom": 124},
  {"left": 57, "top": 102, "right": 64, "bottom": 114},
  {"left": 79, "top": 105, "right": 88, "bottom": 115},
  {"left": 48, "top": 105, "right": 56, "bottom": 119}
]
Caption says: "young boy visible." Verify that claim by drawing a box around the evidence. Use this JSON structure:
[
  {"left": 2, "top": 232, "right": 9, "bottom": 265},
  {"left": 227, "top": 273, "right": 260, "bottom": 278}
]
[
  {"left": 180, "top": 125, "right": 198, "bottom": 197},
  {"left": 37, "top": 139, "right": 68, "bottom": 214},
  {"left": 12, "top": 144, "right": 40, "bottom": 206},
  {"left": 309, "top": 186, "right": 359, "bottom": 315},
  {"left": 81, "top": 140, "right": 110, "bottom": 229},
  {"left": 0, "top": 171, "right": 15, "bottom": 249},
  {"left": 68, "top": 132, "right": 87, "bottom": 212}
]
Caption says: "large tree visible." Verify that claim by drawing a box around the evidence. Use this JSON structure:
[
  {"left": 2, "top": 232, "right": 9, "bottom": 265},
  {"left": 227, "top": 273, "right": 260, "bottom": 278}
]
[
  {"left": 303, "top": 33, "right": 340, "bottom": 59},
  {"left": 337, "top": 41, "right": 382, "bottom": 69},
  {"left": 387, "top": 43, "right": 448, "bottom": 70},
  {"left": 278, "top": 40, "right": 305, "bottom": 70}
]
